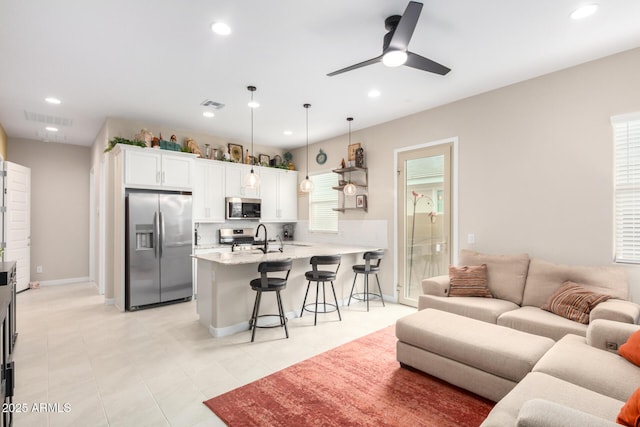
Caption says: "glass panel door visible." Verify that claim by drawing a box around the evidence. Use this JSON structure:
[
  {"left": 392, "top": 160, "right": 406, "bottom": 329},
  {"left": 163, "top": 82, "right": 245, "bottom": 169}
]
[{"left": 397, "top": 143, "right": 452, "bottom": 306}]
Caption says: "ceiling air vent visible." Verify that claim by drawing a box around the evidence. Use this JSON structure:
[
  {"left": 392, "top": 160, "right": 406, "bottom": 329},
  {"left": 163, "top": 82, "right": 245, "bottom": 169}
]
[
  {"left": 200, "top": 100, "right": 225, "bottom": 109},
  {"left": 24, "top": 111, "right": 73, "bottom": 127}
]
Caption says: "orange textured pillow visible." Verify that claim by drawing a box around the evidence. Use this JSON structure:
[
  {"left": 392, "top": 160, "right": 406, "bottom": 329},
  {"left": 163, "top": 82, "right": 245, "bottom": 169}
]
[
  {"left": 620, "top": 330, "right": 640, "bottom": 368},
  {"left": 617, "top": 387, "right": 640, "bottom": 427},
  {"left": 540, "top": 281, "right": 611, "bottom": 324},
  {"left": 448, "top": 264, "right": 492, "bottom": 298}
]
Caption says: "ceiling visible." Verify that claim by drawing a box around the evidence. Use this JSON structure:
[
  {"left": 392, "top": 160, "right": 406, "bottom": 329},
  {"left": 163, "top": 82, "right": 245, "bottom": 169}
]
[{"left": 1, "top": 1, "right": 640, "bottom": 149}]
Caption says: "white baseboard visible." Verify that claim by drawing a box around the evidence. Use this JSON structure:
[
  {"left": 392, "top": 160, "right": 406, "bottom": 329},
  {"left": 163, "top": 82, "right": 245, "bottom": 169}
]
[
  {"left": 104, "top": 298, "right": 115, "bottom": 305},
  {"left": 39, "top": 276, "right": 91, "bottom": 286}
]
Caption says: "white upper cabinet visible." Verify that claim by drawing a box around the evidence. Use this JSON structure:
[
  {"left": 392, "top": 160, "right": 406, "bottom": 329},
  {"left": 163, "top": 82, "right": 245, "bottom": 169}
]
[
  {"left": 119, "top": 145, "right": 195, "bottom": 190},
  {"left": 224, "top": 162, "right": 260, "bottom": 198},
  {"left": 193, "top": 159, "right": 225, "bottom": 222},
  {"left": 260, "top": 168, "right": 297, "bottom": 222}
]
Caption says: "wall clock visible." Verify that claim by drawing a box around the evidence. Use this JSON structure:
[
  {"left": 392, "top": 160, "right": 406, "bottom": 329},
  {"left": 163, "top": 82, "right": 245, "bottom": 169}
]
[{"left": 316, "top": 149, "right": 327, "bottom": 165}]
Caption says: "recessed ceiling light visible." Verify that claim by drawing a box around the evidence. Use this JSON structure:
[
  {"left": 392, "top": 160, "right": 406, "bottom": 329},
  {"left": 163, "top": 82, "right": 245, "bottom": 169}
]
[
  {"left": 45, "top": 97, "right": 61, "bottom": 104},
  {"left": 203, "top": 111, "right": 215, "bottom": 118},
  {"left": 368, "top": 89, "right": 381, "bottom": 98},
  {"left": 248, "top": 100, "right": 260, "bottom": 108},
  {"left": 570, "top": 4, "right": 598, "bottom": 20},
  {"left": 283, "top": 130, "right": 293, "bottom": 136},
  {"left": 45, "top": 126, "right": 58, "bottom": 132},
  {"left": 210, "top": 22, "right": 231, "bottom": 36}
]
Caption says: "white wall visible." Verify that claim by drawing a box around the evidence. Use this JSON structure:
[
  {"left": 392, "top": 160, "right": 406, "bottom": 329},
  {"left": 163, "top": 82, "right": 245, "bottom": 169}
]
[
  {"left": 293, "top": 47, "right": 640, "bottom": 303},
  {"left": 8, "top": 138, "right": 91, "bottom": 282}
]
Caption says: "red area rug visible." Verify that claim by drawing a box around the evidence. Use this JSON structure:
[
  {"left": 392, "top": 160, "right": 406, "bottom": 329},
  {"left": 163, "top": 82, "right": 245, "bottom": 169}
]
[{"left": 204, "top": 326, "right": 494, "bottom": 426}]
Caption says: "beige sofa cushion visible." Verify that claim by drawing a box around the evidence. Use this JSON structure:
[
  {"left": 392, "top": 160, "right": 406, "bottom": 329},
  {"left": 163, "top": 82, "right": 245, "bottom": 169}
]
[
  {"left": 458, "top": 250, "right": 530, "bottom": 305},
  {"left": 419, "top": 294, "right": 519, "bottom": 324},
  {"left": 533, "top": 334, "right": 640, "bottom": 402},
  {"left": 497, "top": 306, "right": 587, "bottom": 341},
  {"left": 480, "top": 372, "right": 625, "bottom": 427},
  {"left": 522, "top": 258, "right": 628, "bottom": 308}
]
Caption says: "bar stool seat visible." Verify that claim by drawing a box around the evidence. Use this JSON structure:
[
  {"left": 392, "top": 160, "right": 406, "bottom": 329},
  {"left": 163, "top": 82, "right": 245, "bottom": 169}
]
[
  {"left": 249, "top": 259, "right": 292, "bottom": 342},
  {"left": 300, "top": 255, "right": 342, "bottom": 325},
  {"left": 348, "top": 250, "right": 385, "bottom": 311}
]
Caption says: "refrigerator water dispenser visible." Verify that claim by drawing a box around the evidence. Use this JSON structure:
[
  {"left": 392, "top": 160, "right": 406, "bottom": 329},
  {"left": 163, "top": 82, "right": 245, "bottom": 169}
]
[{"left": 135, "top": 225, "right": 154, "bottom": 250}]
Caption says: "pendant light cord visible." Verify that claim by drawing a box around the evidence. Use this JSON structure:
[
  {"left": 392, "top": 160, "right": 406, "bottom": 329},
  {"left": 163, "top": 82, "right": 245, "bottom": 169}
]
[{"left": 304, "top": 103, "right": 311, "bottom": 178}]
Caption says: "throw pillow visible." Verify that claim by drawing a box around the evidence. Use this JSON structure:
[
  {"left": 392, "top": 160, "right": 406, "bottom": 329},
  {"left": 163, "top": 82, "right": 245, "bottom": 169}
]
[
  {"left": 617, "top": 386, "right": 640, "bottom": 427},
  {"left": 620, "top": 330, "right": 640, "bottom": 368},
  {"left": 540, "top": 281, "right": 611, "bottom": 324},
  {"left": 448, "top": 264, "right": 492, "bottom": 298}
]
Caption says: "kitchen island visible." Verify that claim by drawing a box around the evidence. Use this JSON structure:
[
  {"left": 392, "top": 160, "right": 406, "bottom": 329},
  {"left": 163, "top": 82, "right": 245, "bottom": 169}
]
[{"left": 193, "top": 242, "right": 382, "bottom": 337}]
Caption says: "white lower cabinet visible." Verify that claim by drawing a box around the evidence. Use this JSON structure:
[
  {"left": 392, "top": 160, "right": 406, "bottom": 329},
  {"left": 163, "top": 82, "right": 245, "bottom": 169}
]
[
  {"left": 193, "top": 159, "right": 226, "bottom": 222},
  {"left": 260, "top": 168, "right": 298, "bottom": 222}
]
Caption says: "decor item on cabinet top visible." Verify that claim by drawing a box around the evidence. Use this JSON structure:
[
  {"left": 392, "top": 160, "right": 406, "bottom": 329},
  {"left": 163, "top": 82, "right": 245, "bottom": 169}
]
[
  {"left": 104, "top": 136, "right": 146, "bottom": 153},
  {"left": 185, "top": 138, "right": 203, "bottom": 157},
  {"left": 228, "top": 143, "right": 243, "bottom": 163},
  {"left": 259, "top": 154, "right": 270, "bottom": 167},
  {"left": 134, "top": 128, "right": 153, "bottom": 147}
]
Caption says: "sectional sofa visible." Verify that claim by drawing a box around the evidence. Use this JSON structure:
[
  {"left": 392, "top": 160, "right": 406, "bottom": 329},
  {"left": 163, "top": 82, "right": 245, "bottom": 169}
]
[{"left": 395, "top": 250, "right": 640, "bottom": 426}]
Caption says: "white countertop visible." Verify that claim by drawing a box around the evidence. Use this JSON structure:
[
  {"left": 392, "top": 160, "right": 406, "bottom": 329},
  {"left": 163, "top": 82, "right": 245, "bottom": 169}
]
[{"left": 192, "top": 242, "right": 382, "bottom": 265}]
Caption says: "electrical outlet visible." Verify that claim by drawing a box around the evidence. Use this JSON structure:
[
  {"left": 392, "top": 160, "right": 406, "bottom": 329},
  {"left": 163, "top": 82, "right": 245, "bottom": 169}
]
[
  {"left": 467, "top": 233, "right": 476, "bottom": 244},
  {"left": 36, "top": 265, "right": 43, "bottom": 273}
]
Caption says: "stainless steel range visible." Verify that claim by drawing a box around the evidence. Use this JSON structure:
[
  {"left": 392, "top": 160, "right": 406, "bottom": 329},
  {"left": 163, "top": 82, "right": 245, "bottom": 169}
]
[{"left": 219, "top": 228, "right": 283, "bottom": 253}]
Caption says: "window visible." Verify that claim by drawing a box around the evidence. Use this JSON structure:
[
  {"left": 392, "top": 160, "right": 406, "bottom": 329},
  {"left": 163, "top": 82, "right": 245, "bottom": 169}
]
[
  {"left": 308, "top": 173, "right": 338, "bottom": 232},
  {"left": 613, "top": 113, "right": 640, "bottom": 263}
]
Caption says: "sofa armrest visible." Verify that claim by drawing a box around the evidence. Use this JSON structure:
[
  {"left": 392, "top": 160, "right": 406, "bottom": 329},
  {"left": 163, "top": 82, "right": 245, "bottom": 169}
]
[
  {"left": 516, "top": 399, "right": 619, "bottom": 427},
  {"left": 586, "top": 318, "right": 640, "bottom": 352},
  {"left": 590, "top": 299, "right": 640, "bottom": 324},
  {"left": 421, "top": 275, "right": 450, "bottom": 296}
]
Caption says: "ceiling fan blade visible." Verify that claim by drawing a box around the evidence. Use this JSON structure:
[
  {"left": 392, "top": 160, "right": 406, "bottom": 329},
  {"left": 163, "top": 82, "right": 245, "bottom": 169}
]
[
  {"left": 327, "top": 55, "right": 383, "bottom": 77},
  {"left": 405, "top": 51, "right": 451, "bottom": 75},
  {"left": 388, "top": 1, "right": 423, "bottom": 51}
]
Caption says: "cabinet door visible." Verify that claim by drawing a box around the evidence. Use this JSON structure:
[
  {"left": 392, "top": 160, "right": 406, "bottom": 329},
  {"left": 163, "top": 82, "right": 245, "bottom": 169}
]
[
  {"left": 162, "top": 155, "right": 192, "bottom": 190},
  {"left": 124, "top": 149, "right": 161, "bottom": 187},
  {"left": 259, "top": 169, "right": 279, "bottom": 222},
  {"left": 207, "top": 162, "right": 226, "bottom": 221},
  {"left": 278, "top": 170, "right": 298, "bottom": 222},
  {"left": 193, "top": 161, "right": 209, "bottom": 221},
  {"left": 225, "top": 163, "right": 260, "bottom": 198}
]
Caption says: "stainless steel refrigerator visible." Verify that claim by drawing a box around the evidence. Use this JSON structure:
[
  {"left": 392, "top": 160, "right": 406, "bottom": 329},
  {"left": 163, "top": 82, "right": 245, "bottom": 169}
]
[{"left": 126, "top": 191, "right": 193, "bottom": 310}]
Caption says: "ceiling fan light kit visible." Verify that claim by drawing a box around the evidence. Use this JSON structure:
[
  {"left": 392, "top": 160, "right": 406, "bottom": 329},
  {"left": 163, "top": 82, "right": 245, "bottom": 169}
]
[{"left": 327, "top": 1, "right": 451, "bottom": 77}]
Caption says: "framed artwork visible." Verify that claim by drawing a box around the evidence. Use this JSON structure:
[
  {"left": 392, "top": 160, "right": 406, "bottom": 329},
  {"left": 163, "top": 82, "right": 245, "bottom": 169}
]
[
  {"left": 348, "top": 142, "right": 361, "bottom": 161},
  {"left": 228, "top": 143, "right": 243, "bottom": 162},
  {"left": 248, "top": 155, "right": 257, "bottom": 165},
  {"left": 356, "top": 195, "right": 367, "bottom": 208},
  {"left": 259, "top": 154, "right": 270, "bottom": 166}
]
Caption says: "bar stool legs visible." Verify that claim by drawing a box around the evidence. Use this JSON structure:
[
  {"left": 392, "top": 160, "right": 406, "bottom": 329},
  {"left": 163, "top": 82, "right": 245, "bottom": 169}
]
[{"left": 300, "top": 279, "right": 342, "bottom": 325}]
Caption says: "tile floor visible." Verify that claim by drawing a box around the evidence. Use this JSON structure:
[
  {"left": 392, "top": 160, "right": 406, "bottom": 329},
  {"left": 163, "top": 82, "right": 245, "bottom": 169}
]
[{"left": 12, "top": 282, "right": 416, "bottom": 427}]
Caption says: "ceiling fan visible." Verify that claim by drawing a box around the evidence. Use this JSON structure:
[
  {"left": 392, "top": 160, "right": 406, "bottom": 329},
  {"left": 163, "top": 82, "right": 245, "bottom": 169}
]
[{"left": 327, "top": 1, "right": 451, "bottom": 77}]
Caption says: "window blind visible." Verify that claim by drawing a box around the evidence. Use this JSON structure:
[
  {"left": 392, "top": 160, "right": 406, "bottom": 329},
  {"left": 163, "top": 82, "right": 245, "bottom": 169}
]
[
  {"left": 614, "top": 113, "right": 640, "bottom": 263},
  {"left": 309, "top": 173, "right": 338, "bottom": 233}
]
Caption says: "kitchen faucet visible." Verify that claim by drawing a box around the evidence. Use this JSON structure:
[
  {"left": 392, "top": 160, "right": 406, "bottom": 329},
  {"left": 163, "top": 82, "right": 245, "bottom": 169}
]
[{"left": 255, "top": 224, "right": 268, "bottom": 254}]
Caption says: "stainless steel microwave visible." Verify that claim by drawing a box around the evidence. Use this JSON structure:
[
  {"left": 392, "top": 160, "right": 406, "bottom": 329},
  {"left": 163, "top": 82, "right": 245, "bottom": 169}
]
[{"left": 226, "top": 197, "right": 261, "bottom": 220}]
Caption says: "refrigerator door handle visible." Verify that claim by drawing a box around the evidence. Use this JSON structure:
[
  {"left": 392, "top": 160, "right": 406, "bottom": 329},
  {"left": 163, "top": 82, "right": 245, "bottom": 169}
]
[
  {"left": 159, "top": 211, "right": 165, "bottom": 258},
  {"left": 153, "top": 211, "right": 160, "bottom": 259}
]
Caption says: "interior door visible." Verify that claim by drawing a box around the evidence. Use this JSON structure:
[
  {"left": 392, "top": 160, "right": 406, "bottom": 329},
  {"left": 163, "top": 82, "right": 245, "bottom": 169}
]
[
  {"left": 4, "top": 162, "right": 31, "bottom": 292},
  {"left": 397, "top": 144, "right": 452, "bottom": 306}
]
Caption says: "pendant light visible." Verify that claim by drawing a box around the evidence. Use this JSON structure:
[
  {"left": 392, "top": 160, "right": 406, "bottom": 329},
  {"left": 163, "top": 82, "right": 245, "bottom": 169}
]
[
  {"left": 299, "top": 103, "right": 314, "bottom": 193},
  {"left": 244, "top": 86, "right": 260, "bottom": 189},
  {"left": 343, "top": 117, "right": 357, "bottom": 196}
]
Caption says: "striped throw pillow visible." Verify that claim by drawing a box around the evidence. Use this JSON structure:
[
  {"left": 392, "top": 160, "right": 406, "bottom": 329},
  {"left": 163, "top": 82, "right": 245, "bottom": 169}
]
[
  {"left": 448, "top": 264, "right": 492, "bottom": 297},
  {"left": 540, "top": 281, "right": 611, "bottom": 324}
]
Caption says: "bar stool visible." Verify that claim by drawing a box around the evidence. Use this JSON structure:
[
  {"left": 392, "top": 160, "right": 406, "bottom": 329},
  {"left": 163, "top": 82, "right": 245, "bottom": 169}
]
[
  {"left": 300, "top": 255, "right": 342, "bottom": 325},
  {"left": 248, "top": 259, "right": 292, "bottom": 342},
  {"left": 348, "top": 250, "right": 385, "bottom": 311}
]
